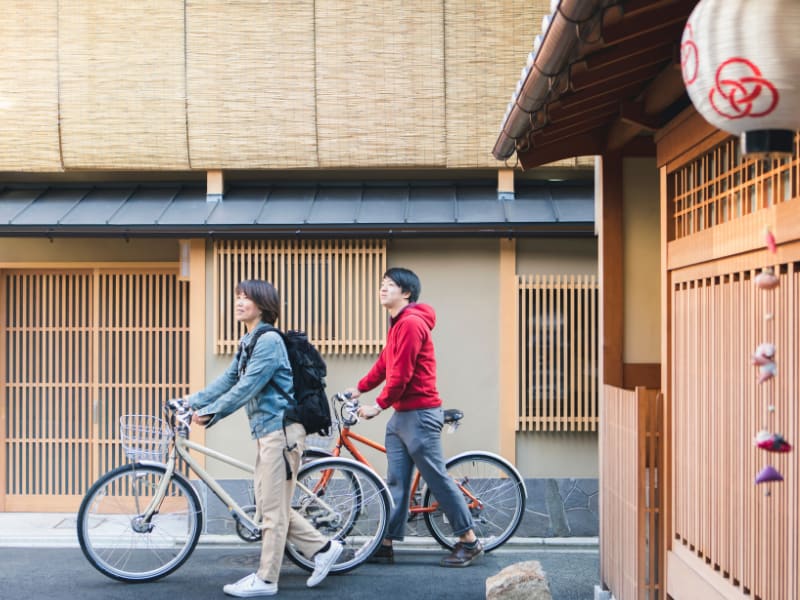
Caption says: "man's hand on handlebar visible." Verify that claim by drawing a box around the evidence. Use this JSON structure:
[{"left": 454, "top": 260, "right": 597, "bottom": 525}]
[{"left": 357, "top": 403, "right": 382, "bottom": 420}]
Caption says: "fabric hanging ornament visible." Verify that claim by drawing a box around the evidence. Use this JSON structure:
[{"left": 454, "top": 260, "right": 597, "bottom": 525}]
[
  {"left": 681, "top": 0, "right": 800, "bottom": 159},
  {"left": 754, "top": 430, "right": 793, "bottom": 453},
  {"left": 755, "top": 268, "right": 779, "bottom": 290},
  {"left": 755, "top": 465, "right": 783, "bottom": 484}
]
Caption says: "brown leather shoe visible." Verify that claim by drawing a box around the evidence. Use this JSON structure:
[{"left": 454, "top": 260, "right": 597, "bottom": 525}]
[
  {"left": 439, "top": 540, "right": 484, "bottom": 568},
  {"left": 367, "top": 544, "right": 394, "bottom": 563}
]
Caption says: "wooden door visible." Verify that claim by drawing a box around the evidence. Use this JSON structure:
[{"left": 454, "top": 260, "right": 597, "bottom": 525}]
[{"left": 1, "top": 268, "right": 190, "bottom": 511}]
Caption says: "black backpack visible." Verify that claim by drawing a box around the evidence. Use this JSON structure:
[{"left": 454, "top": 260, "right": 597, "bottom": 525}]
[{"left": 239, "top": 325, "right": 332, "bottom": 437}]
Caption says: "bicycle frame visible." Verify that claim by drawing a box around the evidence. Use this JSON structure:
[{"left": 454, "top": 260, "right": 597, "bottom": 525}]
[
  {"left": 328, "top": 422, "right": 483, "bottom": 516},
  {"left": 138, "top": 431, "right": 336, "bottom": 535}
]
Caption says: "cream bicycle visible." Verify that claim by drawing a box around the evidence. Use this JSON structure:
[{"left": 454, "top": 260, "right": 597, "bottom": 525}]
[{"left": 76, "top": 400, "right": 392, "bottom": 583}]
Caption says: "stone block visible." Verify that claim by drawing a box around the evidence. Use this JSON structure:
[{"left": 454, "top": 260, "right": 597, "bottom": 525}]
[{"left": 486, "top": 560, "right": 551, "bottom": 600}]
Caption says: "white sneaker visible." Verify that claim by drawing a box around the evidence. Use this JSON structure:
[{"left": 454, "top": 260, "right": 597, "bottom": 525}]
[
  {"left": 223, "top": 573, "right": 278, "bottom": 597},
  {"left": 307, "top": 540, "right": 344, "bottom": 588}
]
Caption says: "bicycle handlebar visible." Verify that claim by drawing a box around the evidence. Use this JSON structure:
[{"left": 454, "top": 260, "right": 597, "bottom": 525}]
[
  {"left": 165, "top": 397, "right": 194, "bottom": 431},
  {"left": 333, "top": 392, "right": 361, "bottom": 427}
]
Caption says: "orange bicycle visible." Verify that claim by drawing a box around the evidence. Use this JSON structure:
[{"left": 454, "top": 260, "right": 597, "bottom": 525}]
[{"left": 304, "top": 393, "right": 527, "bottom": 552}]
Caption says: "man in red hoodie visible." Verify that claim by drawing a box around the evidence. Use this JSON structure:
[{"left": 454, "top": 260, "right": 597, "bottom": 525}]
[{"left": 347, "top": 267, "right": 483, "bottom": 567}]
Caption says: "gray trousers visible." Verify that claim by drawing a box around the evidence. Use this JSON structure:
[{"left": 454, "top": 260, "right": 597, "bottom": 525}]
[{"left": 385, "top": 407, "right": 474, "bottom": 540}]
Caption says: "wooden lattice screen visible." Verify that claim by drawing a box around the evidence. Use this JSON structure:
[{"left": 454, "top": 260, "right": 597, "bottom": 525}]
[
  {"left": 214, "top": 239, "right": 387, "bottom": 355},
  {"left": 1, "top": 268, "right": 190, "bottom": 511},
  {"left": 517, "top": 274, "right": 598, "bottom": 432},
  {"left": 670, "top": 133, "right": 799, "bottom": 239}
]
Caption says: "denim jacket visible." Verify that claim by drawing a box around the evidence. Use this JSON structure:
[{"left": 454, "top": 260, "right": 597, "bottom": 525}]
[{"left": 188, "top": 323, "right": 295, "bottom": 439}]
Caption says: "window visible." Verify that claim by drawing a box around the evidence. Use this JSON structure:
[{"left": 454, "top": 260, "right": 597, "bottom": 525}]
[{"left": 214, "top": 239, "right": 387, "bottom": 355}]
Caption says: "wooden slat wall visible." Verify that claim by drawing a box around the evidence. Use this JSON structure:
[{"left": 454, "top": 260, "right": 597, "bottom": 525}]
[
  {"left": 600, "top": 385, "right": 662, "bottom": 600},
  {"left": 670, "top": 259, "right": 799, "bottom": 600},
  {"left": 214, "top": 239, "right": 386, "bottom": 355},
  {"left": 1, "top": 268, "right": 190, "bottom": 511},
  {"left": 517, "top": 274, "right": 598, "bottom": 432}
]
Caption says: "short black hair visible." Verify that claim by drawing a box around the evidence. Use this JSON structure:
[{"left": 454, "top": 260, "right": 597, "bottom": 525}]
[
  {"left": 384, "top": 267, "right": 421, "bottom": 303},
  {"left": 235, "top": 280, "right": 280, "bottom": 324}
]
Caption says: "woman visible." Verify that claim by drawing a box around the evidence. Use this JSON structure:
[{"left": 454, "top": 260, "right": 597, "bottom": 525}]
[{"left": 188, "top": 279, "right": 342, "bottom": 597}]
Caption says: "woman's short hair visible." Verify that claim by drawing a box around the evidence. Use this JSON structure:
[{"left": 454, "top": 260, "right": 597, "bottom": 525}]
[
  {"left": 384, "top": 267, "right": 421, "bottom": 303},
  {"left": 236, "top": 280, "right": 280, "bottom": 324}
]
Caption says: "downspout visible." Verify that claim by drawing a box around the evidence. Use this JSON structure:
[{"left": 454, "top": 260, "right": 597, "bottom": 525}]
[{"left": 492, "top": 0, "right": 610, "bottom": 161}]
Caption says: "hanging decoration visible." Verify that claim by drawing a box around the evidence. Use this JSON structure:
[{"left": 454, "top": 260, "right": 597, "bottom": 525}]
[
  {"left": 751, "top": 228, "right": 790, "bottom": 495},
  {"left": 681, "top": 0, "right": 800, "bottom": 158}
]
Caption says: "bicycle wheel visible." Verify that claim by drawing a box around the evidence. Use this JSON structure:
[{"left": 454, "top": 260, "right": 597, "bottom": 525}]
[
  {"left": 77, "top": 463, "right": 202, "bottom": 582},
  {"left": 423, "top": 451, "right": 526, "bottom": 552},
  {"left": 286, "top": 457, "right": 390, "bottom": 574}
]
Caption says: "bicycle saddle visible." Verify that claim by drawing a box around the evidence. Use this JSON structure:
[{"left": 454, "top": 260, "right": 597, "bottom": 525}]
[{"left": 443, "top": 409, "right": 463, "bottom": 424}]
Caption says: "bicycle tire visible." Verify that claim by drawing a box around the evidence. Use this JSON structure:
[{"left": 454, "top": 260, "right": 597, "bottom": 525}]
[
  {"left": 77, "top": 462, "right": 203, "bottom": 582},
  {"left": 422, "top": 451, "right": 526, "bottom": 552},
  {"left": 286, "top": 457, "right": 391, "bottom": 574}
]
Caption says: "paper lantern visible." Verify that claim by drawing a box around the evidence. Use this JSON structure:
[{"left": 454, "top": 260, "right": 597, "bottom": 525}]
[{"left": 681, "top": 0, "right": 800, "bottom": 158}]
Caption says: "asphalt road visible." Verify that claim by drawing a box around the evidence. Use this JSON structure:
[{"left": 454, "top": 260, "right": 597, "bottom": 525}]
[{"left": 0, "top": 543, "right": 598, "bottom": 599}]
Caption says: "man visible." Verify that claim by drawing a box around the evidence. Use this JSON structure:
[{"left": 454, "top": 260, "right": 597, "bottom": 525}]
[
  {"left": 347, "top": 267, "right": 483, "bottom": 567},
  {"left": 189, "top": 280, "right": 342, "bottom": 596}
]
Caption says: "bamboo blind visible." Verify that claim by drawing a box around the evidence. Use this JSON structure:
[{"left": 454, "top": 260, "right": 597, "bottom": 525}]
[
  {"left": 517, "top": 274, "right": 598, "bottom": 432},
  {"left": 214, "top": 239, "right": 386, "bottom": 356},
  {"left": 600, "top": 385, "right": 662, "bottom": 600},
  {"left": 669, "top": 133, "right": 799, "bottom": 239},
  {"left": 185, "top": 0, "right": 317, "bottom": 169},
  {"left": 0, "top": 1, "right": 61, "bottom": 171},
  {"left": 1, "top": 269, "right": 190, "bottom": 511},
  {"left": 445, "top": 0, "right": 541, "bottom": 168},
  {"left": 314, "top": 0, "right": 446, "bottom": 168},
  {"left": 0, "top": 1, "right": 581, "bottom": 171},
  {"left": 58, "top": 1, "right": 189, "bottom": 169}
]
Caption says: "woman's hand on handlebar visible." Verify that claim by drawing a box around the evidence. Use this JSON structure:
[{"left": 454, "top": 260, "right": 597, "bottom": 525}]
[{"left": 192, "top": 413, "right": 212, "bottom": 426}]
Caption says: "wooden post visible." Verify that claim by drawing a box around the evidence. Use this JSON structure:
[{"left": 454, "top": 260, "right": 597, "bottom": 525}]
[
  {"left": 599, "top": 154, "right": 624, "bottom": 388},
  {"left": 188, "top": 239, "right": 207, "bottom": 452},
  {"left": 498, "top": 168, "right": 515, "bottom": 200},
  {"left": 0, "top": 271, "right": 6, "bottom": 510},
  {"left": 207, "top": 170, "right": 224, "bottom": 202},
  {"left": 498, "top": 238, "right": 517, "bottom": 463}
]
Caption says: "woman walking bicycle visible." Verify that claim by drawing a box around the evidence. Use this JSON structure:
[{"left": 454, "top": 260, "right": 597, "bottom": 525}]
[{"left": 189, "top": 279, "right": 342, "bottom": 597}]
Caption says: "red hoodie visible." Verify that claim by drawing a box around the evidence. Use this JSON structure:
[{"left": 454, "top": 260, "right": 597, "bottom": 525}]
[{"left": 358, "top": 303, "right": 442, "bottom": 411}]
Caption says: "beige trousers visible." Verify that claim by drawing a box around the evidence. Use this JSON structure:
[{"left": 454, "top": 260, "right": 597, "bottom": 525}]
[{"left": 254, "top": 422, "right": 327, "bottom": 583}]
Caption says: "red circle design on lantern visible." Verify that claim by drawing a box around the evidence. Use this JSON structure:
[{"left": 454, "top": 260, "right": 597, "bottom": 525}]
[
  {"left": 709, "top": 57, "right": 779, "bottom": 120},
  {"left": 681, "top": 24, "right": 698, "bottom": 85}
]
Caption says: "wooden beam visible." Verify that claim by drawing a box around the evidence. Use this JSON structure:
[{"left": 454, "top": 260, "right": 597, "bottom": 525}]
[
  {"left": 207, "top": 170, "right": 224, "bottom": 200},
  {"left": 601, "top": 0, "right": 697, "bottom": 46},
  {"left": 599, "top": 154, "right": 624, "bottom": 387},
  {"left": 623, "top": 363, "right": 661, "bottom": 389},
  {"left": 518, "top": 131, "right": 604, "bottom": 169},
  {"left": 497, "top": 168, "right": 514, "bottom": 199},
  {"left": 498, "top": 238, "right": 517, "bottom": 464}
]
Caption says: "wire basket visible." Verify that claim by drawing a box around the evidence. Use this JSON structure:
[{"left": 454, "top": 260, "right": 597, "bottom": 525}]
[{"left": 120, "top": 414, "right": 172, "bottom": 462}]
